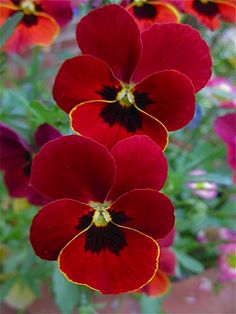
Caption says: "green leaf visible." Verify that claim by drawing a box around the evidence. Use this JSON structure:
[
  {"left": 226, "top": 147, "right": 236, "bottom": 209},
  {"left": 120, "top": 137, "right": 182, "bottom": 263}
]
[
  {"left": 140, "top": 294, "right": 164, "bottom": 314},
  {"left": 0, "top": 12, "right": 23, "bottom": 48},
  {"left": 52, "top": 265, "right": 81, "bottom": 314},
  {"left": 174, "top": 250, "right": 204, "bottom": 274}
]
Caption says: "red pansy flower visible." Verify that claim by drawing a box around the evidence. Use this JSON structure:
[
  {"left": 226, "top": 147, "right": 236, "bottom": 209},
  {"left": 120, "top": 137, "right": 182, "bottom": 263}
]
[
  {"left": 184, "top": 0, "right": 236, "bottom": 30},
  {"left": 123, "top": 0, "right": 180, "bottom": 31},
  {"left": 30, "top": 135, "right": 175, "bottom": 294},
  {"left": 141, "top": 228, "right": 176, "bottom": 297},
  {"left": 0, "top": 123, "right": 61, "bottom": 205},
  {"left": 53, "top": 4, "right": 212, "bottom": 150},
  {"left": 0, "top": 0, "right": 73, "bottom": 53}
]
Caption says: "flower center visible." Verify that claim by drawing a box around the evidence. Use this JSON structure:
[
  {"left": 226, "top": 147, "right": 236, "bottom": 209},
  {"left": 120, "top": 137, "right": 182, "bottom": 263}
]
[
  {"left": 116, "top": 88, "right": 135, "bottom": 107},
  {"left": 90, "top": 201, "right": 112, "bottom": 227},
  {"left": 20, "top": 0, "right": 36, "bottom": 14},
  {"left": 200, "top": 0, "right": 210, "bottom": 3},
  {"left": 227, "top": 252, "right": 236, "bottom": 269},
  {"left": 133, "top": 0, "right": 147, "bottom": 7}
]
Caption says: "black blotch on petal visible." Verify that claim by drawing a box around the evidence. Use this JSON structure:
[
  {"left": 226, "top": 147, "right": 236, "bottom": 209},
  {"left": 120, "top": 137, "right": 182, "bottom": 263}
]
[
  {"left": 133, "top": 3, "right": 157, "bottom": 20},
  {"left": 192, "top": 0, "right": 219, "bottom": 18}
]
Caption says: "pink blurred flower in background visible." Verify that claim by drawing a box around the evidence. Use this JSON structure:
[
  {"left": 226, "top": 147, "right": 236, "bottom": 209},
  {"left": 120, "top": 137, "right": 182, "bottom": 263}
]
[{"left": 218, "top": 243, "right": 236, "bottom": 281}]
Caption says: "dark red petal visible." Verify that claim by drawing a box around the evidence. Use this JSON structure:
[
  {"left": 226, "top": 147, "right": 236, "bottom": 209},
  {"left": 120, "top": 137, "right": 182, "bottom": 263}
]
[
  {"left": 227, "top": 143, "right": 236, "bottom": 170},
  {"left": 132, "top": 23, "right": 212, "bottom": 92},
  {"left": 158, "top": 228, "right": 175, "bottom": 248},
  {"left": 213, "top": 113, "right": 236, "bottom": 145},
  {"left": 142, "top": 271, "right": 170, "bottom": 297},
  {"left": 27, "top": 188, "right": 50, "bottom": 206},
  {"left": 31, "top": 135, "right": 116, "bottom": 203},
  {"left": 53, "top": 55, "right": 121, "bottom": 113},
  {"left": 70, "top": 101, "right": 168, "bottom": 150},
  {"left": 34, "top": 123, "right": 61, "bottom": 148},
  {"left": 159, "top": 248, "right": 176, "bottom": 276},
  {"left": 4, "top": 167, "right": 30, "bottom": 198},
  {"left": 218, "top": 1, "right": 236, "bottom": 23},
  {"left": 2, "top": 12, "right": 59, "bottom": 53},
  {"left": 111, "top": 189, "right": 175, "bottom": 239},
  {"left": 128, "top": 2, "right": 180, "bottom": 31},
  {"left": 39, "top": 0, "right": 73, "bottom": 27},
  {"left": 59, "top": 225, "right": 159, "bottom": 294},
  {"left": 30, "top": 199, "right": 90, "bottom": 260},
  {"left": 0, "top": 123, "right": 31, "bottom": 171},
  {"left": 76, "top": 4, "right": 142, "bottom": 83},
  {"left": 107, "top": 136, "right": 168, "bottom": 201},
  {"left": 135, "top": 70, "right": 195, "bottom": 131}
]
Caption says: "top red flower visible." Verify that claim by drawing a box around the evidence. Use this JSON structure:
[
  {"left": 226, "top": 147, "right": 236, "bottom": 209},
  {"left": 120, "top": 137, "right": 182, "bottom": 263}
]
[
  {"left": 0, "top": 0, "right": 73, "bottom": 53},
  {"left": 184, "top": 0, "right": 236, "bottom": 30},
  {"left": 53, "top": 4, "right": 212, "bottom": 150}
]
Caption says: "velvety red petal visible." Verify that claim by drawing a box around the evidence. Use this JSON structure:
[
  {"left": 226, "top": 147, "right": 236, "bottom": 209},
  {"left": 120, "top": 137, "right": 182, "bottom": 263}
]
[
  {"left": 158, "top": 228, "right": 175, "bottom": 248},
  {"left": 27, "top": 188, "right": 50, "bottom": 206},
  {"left": 70, "top": 101, "right": 168, "bottom": 150},
  {"left": 0, "top": 123, "right": 31, "bottom": 171},
  {"left": 53, "top": 55, "right": 121, "bottom": 113},
  {"left": 31, "top": 135, "right": 116, "bottom": 203},
  {"left": 30, "top": 199, "right": 90, "bottom": 260},
  {"left": 3, "top": 12, "right": 59, "bottom": 53},
  {"left": 34, "top": 123, "right": 61, "bottom": 148},
  {"left": 135, "top": 70, "right": 195, "bottom": 131},
  {"left": 59, "top": 225, "right": 159, "bottom": 294},
  {"left": 128, "top": 2, "right": 180, "bottom": 31},
  {"left": 107, "top": 135, "right": 168, "bottom": 201},
  {"left": 39, "top": 0, "right": 73, "bottom": 27},
  {"left": 111, "top": 189, "right": 175, "bottom": 239},
  {"left": 76, "top": 4, "right": 142, "bottom": 83},
  {"left": 132, "top": 23, "right": 212, "bottom": 92},
  {"left": 4, "top": 167, "right": 30, "bottom": 198},
  {"left": 159, "top": 248, "right": 176, "bottom": 275},
  {"left": 218, "top": 0, "right": 236, "bottom": 23},
  {"left": 142, "top": 271, "right": 170, "bottom": 297}
]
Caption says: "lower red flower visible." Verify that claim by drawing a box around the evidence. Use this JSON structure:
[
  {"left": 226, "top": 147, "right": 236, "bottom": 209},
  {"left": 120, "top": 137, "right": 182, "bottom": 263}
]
[
  {"left": 184, "top": 0, "right": 236, "bottom": 30},
  {"left": 125, "top": 0, "right": 180, "bottom": 31},
  {"left": 30, "top": 135, "right": 175, "bottom": 293},
  {"left": 0, "top": 0, "right": 73, "bottom": 52}
]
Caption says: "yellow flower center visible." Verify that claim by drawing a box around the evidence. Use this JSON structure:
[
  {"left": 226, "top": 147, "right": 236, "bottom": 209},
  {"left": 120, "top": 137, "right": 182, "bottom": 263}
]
[
  {"left": 133, "top": 0, "right": 147, "bottom": 7},
  {"left": 116, "top": 88, "right": 135, "bottom": 107},
  {"left": 90, "top": 201, "right": 112, "bottom": 227},
  {"left": 20, "top": 0, "right": 36, "bottom": 15},
  {"left": 200, "top": 0, "right": 211, "bottom": 4}
]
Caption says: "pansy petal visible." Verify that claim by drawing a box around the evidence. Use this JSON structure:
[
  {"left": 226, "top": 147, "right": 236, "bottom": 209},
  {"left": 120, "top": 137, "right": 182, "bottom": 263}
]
[
  {"left": 158, "top": 228, "right": 175, "bottom": 248},
  {"left": 27, "top": 188, "right": 50, "bottom": 206},
  {"left": 227, "top": 143, "right": 236, "bottom": 170},
  {"left": 217, "top": 1, "right": 236, "bottom": 23},
  {"left": 34, "top": 123, "right": 61, "bottom": 148},
  {"left": 30, "top": 199, "right": 90, "bottom": 260},
  {"left": 213, "top": 113, "right": 236, "bottom": 144},
  {"left": 159, "top": 248, "right": 176, "bottom": 275},
  {"left": 39, "top": 0, "right": 73, "bottom": 27},
  {"left": 31, "top": 135, "right": 116, "bottom": 203},
  {"left": 135, "top": 70, "right": 195, "bottom": 131},
  {"left": 3, "top": 12, "right": 59, "bottom": 53},
  {"left": 0, "top": 123, "right": 31, "bottom": 171},
  {"left": 53, "top": 55, "right": 121, "bottom": 113},
  {"left": 76, "top": 4, "right": 142, "bottom": 83},
  {"left": 142, "top": 271, "right": 170, "bottom": 297},
  {"left": 4, "top": 167, "right": 30, "bottom": 198},
  {"left": 128, "top": 2, "right": 180, "bottom": 31},
  {"left": 0, "top": 3, "right": 18, "bottom": 27},
  {"left": 132, "top": 23, "right": 212, "bottom": 92},
  {"left": 111, "top": 189, "right": 174, "bottom": 239},
  {"left": 59, "top": 225, "right": 159, "bottom": 294},
  {"left": 107, "top": 136, "right": 167, "bottom": 201},
  {"left": 70, "top": 101, "right": 168, "bottom": 150}
]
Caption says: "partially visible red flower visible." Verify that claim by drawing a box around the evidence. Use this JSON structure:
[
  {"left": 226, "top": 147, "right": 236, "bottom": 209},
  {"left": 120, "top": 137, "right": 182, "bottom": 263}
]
[
  {"left": 30, "top": 135, "right": 175, "bottom": 294},
  {"left": 53, "top": 4, "right": 212, "bottom": 150},
  {"left": 213, "top": 112, "right": 236, "bottom": 171},
  {"left": 141, "top": 229, "right": 176, "bottom": 297},
  {"left": 184, "top": 0, "right": 236, "bottom": 30},
  {"left": 123, "top": 0, "right": 180, "bottom": 31},
  {"left": 0, "top": 0, "right": 73, "bottom": 53},
  {"left": 0, "top": 123, "right": 61, "bottom": 205}
]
